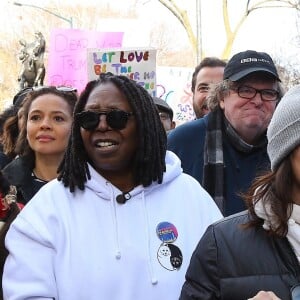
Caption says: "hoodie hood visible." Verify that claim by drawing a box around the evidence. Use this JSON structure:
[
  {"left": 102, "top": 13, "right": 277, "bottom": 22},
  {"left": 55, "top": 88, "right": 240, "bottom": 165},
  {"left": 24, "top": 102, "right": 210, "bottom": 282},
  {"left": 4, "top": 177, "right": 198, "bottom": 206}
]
[{"left": 84, "top": 150, "right": 182, "bottom": 198}]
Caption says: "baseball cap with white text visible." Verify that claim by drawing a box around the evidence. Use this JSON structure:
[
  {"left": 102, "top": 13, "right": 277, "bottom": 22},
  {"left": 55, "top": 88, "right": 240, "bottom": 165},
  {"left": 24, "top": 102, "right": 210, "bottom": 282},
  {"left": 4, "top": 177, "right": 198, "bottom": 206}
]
[{"left": 223, "top": 50, "right": 280, "bottom": 81}]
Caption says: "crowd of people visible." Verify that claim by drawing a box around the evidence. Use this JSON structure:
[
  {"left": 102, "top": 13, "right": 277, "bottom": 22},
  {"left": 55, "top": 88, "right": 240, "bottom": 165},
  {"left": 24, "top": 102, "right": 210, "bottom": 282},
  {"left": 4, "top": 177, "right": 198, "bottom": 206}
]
[{"left": 0, "top": 49, "right": 299, "bottom": 299}]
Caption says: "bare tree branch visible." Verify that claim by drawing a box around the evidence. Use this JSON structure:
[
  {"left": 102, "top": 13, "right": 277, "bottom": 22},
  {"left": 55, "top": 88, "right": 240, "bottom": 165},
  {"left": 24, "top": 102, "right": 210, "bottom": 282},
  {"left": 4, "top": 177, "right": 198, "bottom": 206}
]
[
  {"left": 158, "top": 0, "right": 197, "bottom": 56},
  {"left": 158, "top": 0, "right": 300, "bottom": 60}
]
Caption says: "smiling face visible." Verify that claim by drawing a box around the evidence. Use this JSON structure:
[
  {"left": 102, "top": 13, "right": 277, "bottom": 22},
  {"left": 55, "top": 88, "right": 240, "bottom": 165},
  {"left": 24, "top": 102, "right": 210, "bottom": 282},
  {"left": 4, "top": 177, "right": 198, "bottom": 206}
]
[
  {"left": 220, "top": 74, "right": 278, "bottom": 144},
  {"left": 193, "top": 66, "right": 224, "bottom": 118},
  {"left": 26, "top": 94, "right": 73, "bottom": 157},
  {"left": 80, "top": 82, "right": 138, "bottom": 179}
]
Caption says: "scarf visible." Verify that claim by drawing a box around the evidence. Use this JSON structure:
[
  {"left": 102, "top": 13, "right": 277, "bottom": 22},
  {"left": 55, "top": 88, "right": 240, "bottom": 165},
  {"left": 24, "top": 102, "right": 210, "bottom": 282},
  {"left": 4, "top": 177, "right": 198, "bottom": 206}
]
[
  {"left": 203, "top": 108, "right": 268, "bottom": 214},
  {"left": 224, "top": 117, "right": 267, "bottom": 153},
  {"left": 202, "top": 108, "right": 224, "bottom": 212},
  {"left": 255, "top": 199, "right": 300, "bottom": 263}
]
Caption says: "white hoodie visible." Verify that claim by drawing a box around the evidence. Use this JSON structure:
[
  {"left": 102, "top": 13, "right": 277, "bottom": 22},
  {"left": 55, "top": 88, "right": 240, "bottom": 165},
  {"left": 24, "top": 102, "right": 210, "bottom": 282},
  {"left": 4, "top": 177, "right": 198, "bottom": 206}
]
[{"left": 3, "top": 151, "right": 222, "bottom": 300}]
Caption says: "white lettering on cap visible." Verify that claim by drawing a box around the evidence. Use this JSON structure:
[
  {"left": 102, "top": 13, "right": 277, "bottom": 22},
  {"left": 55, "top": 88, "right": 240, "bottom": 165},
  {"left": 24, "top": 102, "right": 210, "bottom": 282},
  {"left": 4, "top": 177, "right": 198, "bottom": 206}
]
[{"left": 240, "top": 58, "right": 271, "bottom": 64}]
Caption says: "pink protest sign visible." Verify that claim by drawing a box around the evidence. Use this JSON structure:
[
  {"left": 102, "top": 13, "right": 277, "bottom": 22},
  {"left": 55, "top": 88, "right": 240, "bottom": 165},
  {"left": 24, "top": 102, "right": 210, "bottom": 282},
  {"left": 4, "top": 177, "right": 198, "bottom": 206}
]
[{"left": 47, "top": 29, "right": 123, "bottom": 91}]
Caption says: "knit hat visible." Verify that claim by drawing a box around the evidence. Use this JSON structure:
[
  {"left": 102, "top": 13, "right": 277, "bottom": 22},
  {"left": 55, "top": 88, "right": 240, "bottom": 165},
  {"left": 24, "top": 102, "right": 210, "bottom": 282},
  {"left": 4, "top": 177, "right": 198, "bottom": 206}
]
[
  {"left": 267, "top": 84, "right": 300, "bottom": 170},
  {"left": 223, "top": 50, "right": 280, "bottom": 82}
]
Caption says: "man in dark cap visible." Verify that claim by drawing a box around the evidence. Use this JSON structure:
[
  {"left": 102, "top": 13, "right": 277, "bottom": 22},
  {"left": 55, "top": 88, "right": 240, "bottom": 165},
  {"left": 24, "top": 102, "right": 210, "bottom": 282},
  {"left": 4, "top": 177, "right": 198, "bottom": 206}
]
[
  {"left": 168, "top": 50, "right": 283, "bottom": 216},
  {"left": 153, "top": 97, "right": 176, "bottom": 132}
]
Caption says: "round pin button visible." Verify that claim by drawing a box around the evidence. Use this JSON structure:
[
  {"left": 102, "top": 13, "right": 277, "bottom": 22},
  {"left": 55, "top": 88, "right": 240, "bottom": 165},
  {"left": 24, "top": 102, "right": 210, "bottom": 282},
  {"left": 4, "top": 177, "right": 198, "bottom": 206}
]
[{"left": 156, "top": 222, "right": 178, "bottom": 243}]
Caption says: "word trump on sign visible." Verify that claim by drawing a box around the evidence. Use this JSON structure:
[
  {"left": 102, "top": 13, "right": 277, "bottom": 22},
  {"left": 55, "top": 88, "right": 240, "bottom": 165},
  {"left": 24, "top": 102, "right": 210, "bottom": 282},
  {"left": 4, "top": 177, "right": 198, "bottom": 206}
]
[
  {"left": 47, "top": 29, "right": 124, "bottom": 92},
  {"left": 87, "top": 48, "right": 157, "bottom": 96}
]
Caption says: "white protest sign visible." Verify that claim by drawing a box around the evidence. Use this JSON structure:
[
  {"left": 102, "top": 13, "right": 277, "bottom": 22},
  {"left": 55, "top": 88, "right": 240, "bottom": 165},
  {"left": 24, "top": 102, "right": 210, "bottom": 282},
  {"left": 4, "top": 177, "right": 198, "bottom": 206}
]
[{"left": 87, "top": 48, "right": 157, "bottom": 96}]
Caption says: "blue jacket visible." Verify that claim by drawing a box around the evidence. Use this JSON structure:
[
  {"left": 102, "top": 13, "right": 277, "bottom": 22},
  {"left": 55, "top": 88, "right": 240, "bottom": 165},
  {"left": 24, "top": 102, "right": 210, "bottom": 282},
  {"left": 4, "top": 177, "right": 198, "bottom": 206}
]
[{"left": 167, "top": 114, "right": 270, "bottom": 216}]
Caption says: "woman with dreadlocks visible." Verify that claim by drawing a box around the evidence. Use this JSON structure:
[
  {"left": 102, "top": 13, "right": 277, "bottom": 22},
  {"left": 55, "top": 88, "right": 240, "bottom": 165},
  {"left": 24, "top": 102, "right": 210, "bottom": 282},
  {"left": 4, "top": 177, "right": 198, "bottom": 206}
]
[{"left": 3, "top": 73, "right": 222, "bottom": 300}]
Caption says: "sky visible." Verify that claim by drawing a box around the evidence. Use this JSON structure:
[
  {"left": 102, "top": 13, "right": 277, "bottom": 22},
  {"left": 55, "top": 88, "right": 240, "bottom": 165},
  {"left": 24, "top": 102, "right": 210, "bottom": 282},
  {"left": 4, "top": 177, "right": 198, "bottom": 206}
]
[
  {"left": 1, "top": 0, "right": 300, "bottom": 70},
  {"left": 2, "top": 0, "right": 299, "bottom": 62},
  {"left": 1, "top": 0, "right": 299, "bottom": 111}
]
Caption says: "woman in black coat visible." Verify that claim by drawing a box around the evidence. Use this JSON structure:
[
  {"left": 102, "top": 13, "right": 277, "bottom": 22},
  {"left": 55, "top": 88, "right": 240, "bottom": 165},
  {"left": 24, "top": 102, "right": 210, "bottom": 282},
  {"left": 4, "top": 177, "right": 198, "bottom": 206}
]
[
  {"left": 180, "top": 85, "right": 300, "bottom": 300},
  {"left": 0, "top": 171, "right": 19, "bottom": 300}
]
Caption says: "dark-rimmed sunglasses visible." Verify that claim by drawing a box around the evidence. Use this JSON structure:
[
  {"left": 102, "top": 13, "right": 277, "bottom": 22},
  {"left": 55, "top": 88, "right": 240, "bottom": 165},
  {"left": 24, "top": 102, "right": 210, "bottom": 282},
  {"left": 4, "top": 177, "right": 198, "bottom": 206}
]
[{"left": 76, "top": 110, "right": 134, "bottom": 131}]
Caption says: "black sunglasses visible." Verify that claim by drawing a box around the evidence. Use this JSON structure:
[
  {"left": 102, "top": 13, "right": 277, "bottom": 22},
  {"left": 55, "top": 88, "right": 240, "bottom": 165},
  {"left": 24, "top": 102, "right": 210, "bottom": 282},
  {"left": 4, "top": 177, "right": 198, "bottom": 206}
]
[{"left": 76, "top": 110, "right": 134, "bottom": 131}]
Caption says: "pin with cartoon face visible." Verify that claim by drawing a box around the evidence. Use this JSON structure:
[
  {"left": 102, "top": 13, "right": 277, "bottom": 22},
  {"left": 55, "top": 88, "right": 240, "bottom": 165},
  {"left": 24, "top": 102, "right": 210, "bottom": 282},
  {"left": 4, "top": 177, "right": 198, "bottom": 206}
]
[
  {"left": 157, "top": 243, "right": 182, "bottom": 271},
  {"left": 156, "top": 222, "right": 183, "bottom": 271}
]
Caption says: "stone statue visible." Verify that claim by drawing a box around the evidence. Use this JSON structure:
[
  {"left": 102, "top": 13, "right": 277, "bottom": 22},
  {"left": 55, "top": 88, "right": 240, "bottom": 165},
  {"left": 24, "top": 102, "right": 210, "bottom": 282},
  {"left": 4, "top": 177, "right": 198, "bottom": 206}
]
[{"left": 17, "top": 31, "right": 46, "bottom": 90}]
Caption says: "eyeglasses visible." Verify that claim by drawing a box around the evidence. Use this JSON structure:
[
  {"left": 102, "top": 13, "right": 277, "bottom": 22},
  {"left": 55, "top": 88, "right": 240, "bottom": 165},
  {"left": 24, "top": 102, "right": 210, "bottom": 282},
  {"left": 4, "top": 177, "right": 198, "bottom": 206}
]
[
  {"left": 159, "top": 112, "right": 171, "bottom": 121},
  {"left": 76, "top": 110, "right": 134, "bottom": 131},
  {"left": 233, "top": 85, "right": 279, "bottom": 101}
]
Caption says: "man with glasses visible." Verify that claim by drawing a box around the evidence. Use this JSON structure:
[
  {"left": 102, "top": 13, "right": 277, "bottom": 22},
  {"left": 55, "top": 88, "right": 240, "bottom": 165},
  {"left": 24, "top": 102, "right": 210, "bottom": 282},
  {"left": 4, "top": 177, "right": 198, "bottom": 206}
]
[
  {"left": 153, "top": 97, "right": 176, "bottom": 133},
  {"left": 168, "top": 50, "right": 283, "bottom": 216}
]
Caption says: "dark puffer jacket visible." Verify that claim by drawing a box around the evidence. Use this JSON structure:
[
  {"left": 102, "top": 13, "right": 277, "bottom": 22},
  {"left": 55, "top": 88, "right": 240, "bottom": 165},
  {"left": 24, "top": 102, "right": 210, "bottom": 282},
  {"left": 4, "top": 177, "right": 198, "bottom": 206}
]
[{"left": 180, "top": 211, "right": 300, "bottom": 300}]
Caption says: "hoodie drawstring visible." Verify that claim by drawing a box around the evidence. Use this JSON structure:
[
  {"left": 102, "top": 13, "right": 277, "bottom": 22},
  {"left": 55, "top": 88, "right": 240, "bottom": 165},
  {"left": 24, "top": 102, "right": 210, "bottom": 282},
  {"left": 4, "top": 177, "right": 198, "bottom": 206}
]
[
  {"left": 142, "top": 191, "right": 158, "bottom": 285},
  {"left": 107, "top": 183, "right": 158, "bottom": 284},
  {"left": 107, "top": 182, "right": 121, "bottom": 259}
]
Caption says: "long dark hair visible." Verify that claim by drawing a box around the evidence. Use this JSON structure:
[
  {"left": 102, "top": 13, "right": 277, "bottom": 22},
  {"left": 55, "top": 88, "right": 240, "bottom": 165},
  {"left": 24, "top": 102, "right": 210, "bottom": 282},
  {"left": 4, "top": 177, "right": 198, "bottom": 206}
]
[
  {"left": 15, "top": 87, "right": 77, "bottom": 162},
  {"left": 2, "top": 115, "right": 19, "bottom": 159},
  {"left": 243, "top": 156, "right": 294, "bottom": 237},
  {"left": 58, "top": 73, "right": 167, "bottom": 192}
]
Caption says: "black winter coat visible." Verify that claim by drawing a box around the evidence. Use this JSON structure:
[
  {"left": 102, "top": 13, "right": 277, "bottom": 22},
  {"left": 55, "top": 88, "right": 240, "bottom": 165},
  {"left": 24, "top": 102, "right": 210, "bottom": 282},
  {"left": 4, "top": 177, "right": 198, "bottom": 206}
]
[
  {"left": 0, "top": 152, "right": 11, "bottom": 170},
  {"left": 180, "top": 211, "right": 300, "bottom": 300},
  {"left": 2, "top": 156, "right": 46, "bottom": 205}
]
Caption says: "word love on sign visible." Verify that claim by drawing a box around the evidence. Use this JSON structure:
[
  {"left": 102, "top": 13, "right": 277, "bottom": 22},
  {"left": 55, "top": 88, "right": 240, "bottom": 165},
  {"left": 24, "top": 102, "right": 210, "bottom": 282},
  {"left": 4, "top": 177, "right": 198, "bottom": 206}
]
[
  {"left": 87, "top": 48, "right": 157, "bottom": 96},
  {"left": 93, "top": 51, "right": 149, "bottom": 64}
]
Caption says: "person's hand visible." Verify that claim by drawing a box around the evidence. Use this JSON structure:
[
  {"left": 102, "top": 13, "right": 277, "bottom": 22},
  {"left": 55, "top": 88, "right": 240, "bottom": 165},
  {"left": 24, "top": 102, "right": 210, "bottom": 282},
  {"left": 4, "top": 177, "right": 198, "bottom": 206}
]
[{"left": 248, "top": 291, "right": 281, "bottom": 300}]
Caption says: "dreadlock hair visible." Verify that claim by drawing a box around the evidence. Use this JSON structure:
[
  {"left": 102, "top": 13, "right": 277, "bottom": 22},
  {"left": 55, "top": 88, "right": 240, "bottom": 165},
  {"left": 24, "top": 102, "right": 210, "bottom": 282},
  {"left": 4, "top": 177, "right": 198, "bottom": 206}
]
[
  {"left": 58, "top": 72, "right": 167, "bottom": 193},
  {"left": 14, "top": 87, "right": 77, "bottom": 165}
]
